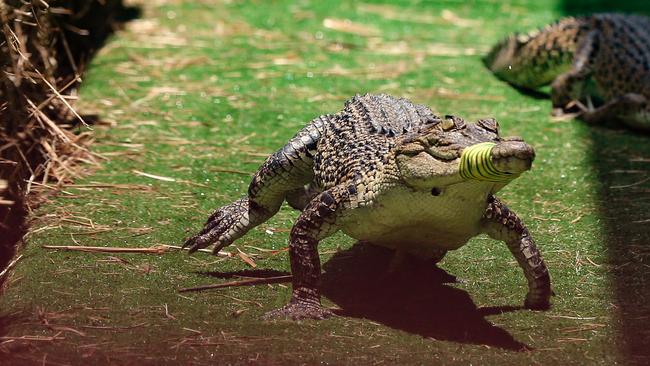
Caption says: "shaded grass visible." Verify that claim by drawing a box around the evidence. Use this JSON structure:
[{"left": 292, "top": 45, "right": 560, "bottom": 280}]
[
  {"left": 557, "top": 1, "right": 650, "bottom": 364},
  {"left": 1, "top": 0, "right": 647, "bottom": 364}
]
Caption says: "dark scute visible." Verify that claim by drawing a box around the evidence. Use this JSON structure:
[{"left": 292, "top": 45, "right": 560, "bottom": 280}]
[
  {"left": 320, "top": 191, "right": 336, "bottom": 206},
  {"left": 283, "top": 144, "right": 299, "bottom": 158},
  {"left": 305, "top": 139, "right": 317, "bottom": 151},
  {"left": 347, "top": 184, "right": 358, "bottom": 195},
  {"left": 317, "top": 203, "right": 333, "bottom": 218}
]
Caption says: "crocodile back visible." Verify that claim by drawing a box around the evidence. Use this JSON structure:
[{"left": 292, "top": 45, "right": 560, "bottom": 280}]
[
  {"left": 589, "top": 14, "right": 650, "bottom": 100},
  {"left": 343, "top": 94, "right": 441, "bottom": 136},
  {"left": 313, "top": 94, "right": 440, "bottom": 189}
]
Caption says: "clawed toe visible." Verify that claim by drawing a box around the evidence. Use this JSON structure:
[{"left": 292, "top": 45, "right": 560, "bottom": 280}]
[
  {"left": 183, "top": 209, "right": 239, "bottom": 254},
  {"left": 212, "top": 241, "right": 229, "bottom": 255},
  {"left": 182, "top": 227, "right": 232, "bottom": 255},
  {"left": 551, "top": 108, "right": 563, "bottom": 117},
  {"left": 181, "top": 236, "right": 197, "bottom": 250},
  {"left": 182, "top": 235, "right": 207, "bottom": 253},
  {"left": 550, "top": 107, "right": 580, "bottom": 122}
]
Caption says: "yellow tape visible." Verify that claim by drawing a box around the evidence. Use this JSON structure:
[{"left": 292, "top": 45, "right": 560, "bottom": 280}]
[{"left": 459, "top": 142, "right": 518, "bottom": 182}]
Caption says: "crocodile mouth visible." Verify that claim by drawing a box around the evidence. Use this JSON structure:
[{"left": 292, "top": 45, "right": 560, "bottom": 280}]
[{"left": 425, "top": 146, "right": 461, "bottom": 161}]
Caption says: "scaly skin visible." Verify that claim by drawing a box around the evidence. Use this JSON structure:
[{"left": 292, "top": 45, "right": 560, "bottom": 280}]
[
  {"left": 184, "top": 94, "right": 551, "bottom": 319},
  {"left": 485, "top": 13, "right": 650, "bottom": 130},
  {"left": 482, "top": 196, "right": 551, "bottom": 309}
]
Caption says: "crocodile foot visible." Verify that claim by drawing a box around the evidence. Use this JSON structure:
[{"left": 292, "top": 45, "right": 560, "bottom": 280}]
[
  {"left": 263, "top": 302, "right": 334, "bottom": 320},
  {"left": 183, "top": 198, "right": 251, "bottom": 254},
  {"left": 524, "top": 295, "right": 552, "bottom": 311}
]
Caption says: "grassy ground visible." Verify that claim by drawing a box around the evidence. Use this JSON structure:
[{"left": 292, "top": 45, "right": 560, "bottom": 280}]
[{"left": 2, "top": 0, "right": 650, "bottom": 364}]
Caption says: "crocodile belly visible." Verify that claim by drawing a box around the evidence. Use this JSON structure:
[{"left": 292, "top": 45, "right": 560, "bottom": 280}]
[{"left": 339, "top": 185, "right": 491, "bottom": 256}]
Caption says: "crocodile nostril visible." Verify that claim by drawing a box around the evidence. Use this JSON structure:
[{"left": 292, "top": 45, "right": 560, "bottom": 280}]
[{"left": 431, "top": 187, "right": 442, "bottom": 196}]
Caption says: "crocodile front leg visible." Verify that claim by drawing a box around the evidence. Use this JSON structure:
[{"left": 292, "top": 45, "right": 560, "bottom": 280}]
[
  {"left": 264, "top": 185, "right": 354, "bottom": 320},
  {"left": 481, "top": 195, "right": 551, "bottom": 310},
  {"left": 551, "top": 30, "right": 597, "bottom": 113},
  {"left": 183, "top": 117, "right": 327, "bottom": 254},
  {"left": 182, "top": 154, "right": 301, "bottom": 254},
  {"left": 183, "top": 198, "right": 273, "bottom": 254}
]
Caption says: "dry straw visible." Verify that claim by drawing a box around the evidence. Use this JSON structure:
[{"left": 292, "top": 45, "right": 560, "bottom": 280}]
[{"left": 0, "top": 0, "right": 128, "bottom": 290}]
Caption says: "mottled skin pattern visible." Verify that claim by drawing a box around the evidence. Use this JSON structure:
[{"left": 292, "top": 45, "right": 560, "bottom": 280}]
[
  {"left": 485, "top": 13, "right": 650, "bottom": 130},
  {"left": 184, "top": 94, "right": 551, "bottom": 320}
]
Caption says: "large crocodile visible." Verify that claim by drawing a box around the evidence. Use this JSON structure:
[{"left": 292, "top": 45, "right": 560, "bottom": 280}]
[
  {"left": 184, "top": 94, "right": 551, "bottom": 319},
  {"left": 485, "top": 13, "right": 650, "bottom": 130}
]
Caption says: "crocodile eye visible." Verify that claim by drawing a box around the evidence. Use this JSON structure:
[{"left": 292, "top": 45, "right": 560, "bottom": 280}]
[
  {"left": 441, "top": 116, "right": 455, "bottom": 131},
  {"left": 477, "top": 118, "right": 499, "bottom": 133},
  {"left": 516, "top": 33, "right": 531, "bottom": 44},
  {"left": 442, "top": 115, "right": 466, "bottom": 130},
  {"left": 431, "top": 187, "right": 442, "bottom": 196}
]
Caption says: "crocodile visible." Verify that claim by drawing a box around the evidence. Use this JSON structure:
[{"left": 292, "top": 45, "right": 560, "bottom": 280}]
[
  {"left": 183, "top": 94, "right": 551, "bottom": 320},
  {"left": 485, "top": 13, "right": 650, "bottom": 130}
]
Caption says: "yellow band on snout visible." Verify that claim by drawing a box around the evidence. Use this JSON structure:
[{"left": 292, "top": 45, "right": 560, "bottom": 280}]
[{"left": 459, "top": 142, "right": 519, "bottom": 183}]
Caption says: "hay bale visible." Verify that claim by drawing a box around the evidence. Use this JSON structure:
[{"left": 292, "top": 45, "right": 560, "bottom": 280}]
[{"left": 0, "top": 0, "right": 133, "bottom": 290}]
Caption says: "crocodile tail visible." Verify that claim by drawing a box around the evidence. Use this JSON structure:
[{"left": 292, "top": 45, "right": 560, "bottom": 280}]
[{"left": 485, "top": 16, "right": 587, "bottom": 89}]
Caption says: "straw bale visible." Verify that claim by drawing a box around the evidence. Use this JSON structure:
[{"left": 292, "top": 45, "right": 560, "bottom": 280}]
[{"left": 0, "top": 0, "right": 134, "bottom": 290}]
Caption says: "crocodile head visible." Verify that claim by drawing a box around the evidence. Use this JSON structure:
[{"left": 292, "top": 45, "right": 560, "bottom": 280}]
[
  {"left": 483, "top": 33, "right": 557, "bottom": 89},
  {"left": 395, "top": 115, "right": 535, "bottom": 190},
  {"left": 483, "top": 35, "right": 526, "bottom": 81},
  {"left": 484, "top": 19, "right": 580, "bottom": 89}
]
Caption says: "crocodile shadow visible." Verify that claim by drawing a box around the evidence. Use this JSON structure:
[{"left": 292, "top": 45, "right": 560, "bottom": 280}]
[
  {"left": 587, "top": 128, "right": 650, "bottom": 365},
  {"left": 196, "top": 268, "right": 290, "bottom": 279},
  {"left": 509, "top": 84, "right": 550, "bottom": 100},
  {"left": 560, "top": 0, "right": 650, "bottom": 15},
  {"left": 197, "top": 244, "right": 529, "bottom": 351},
  {"left": 320, "top": 243, "right": 530, "bottom": 351}
]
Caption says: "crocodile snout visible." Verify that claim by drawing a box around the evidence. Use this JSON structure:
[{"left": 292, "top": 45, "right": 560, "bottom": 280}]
[{"left": 491, "top": 140, "right": 535, "bottom": 174}]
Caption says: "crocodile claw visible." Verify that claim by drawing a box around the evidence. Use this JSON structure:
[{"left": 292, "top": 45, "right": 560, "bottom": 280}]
[{"left": 181, "top": 234, "right": 212, "bottom": 254}]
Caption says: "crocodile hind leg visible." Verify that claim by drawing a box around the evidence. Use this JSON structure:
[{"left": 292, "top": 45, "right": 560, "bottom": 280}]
[
  {"left": 480, "top": 195, "right": 551, "bottom": 310},
  {"left": 183, "top": 118, "right": 326, "bottom": 254},
  {"left": 551, "top": 30, "right": 598, "bottom": 115},
  {"left": 580, "top": 93, "right": 649, "bottom": 128},
  {"left": 623, "top": 103, "right": 650, "bottom": 131},
  {"left": 264, "top": 184, "right": 358, "bottom": 320}
]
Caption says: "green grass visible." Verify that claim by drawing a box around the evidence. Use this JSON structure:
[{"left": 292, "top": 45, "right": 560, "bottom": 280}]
[{"left": 2, "top": 0, "right": 650, "bottom": 364}]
